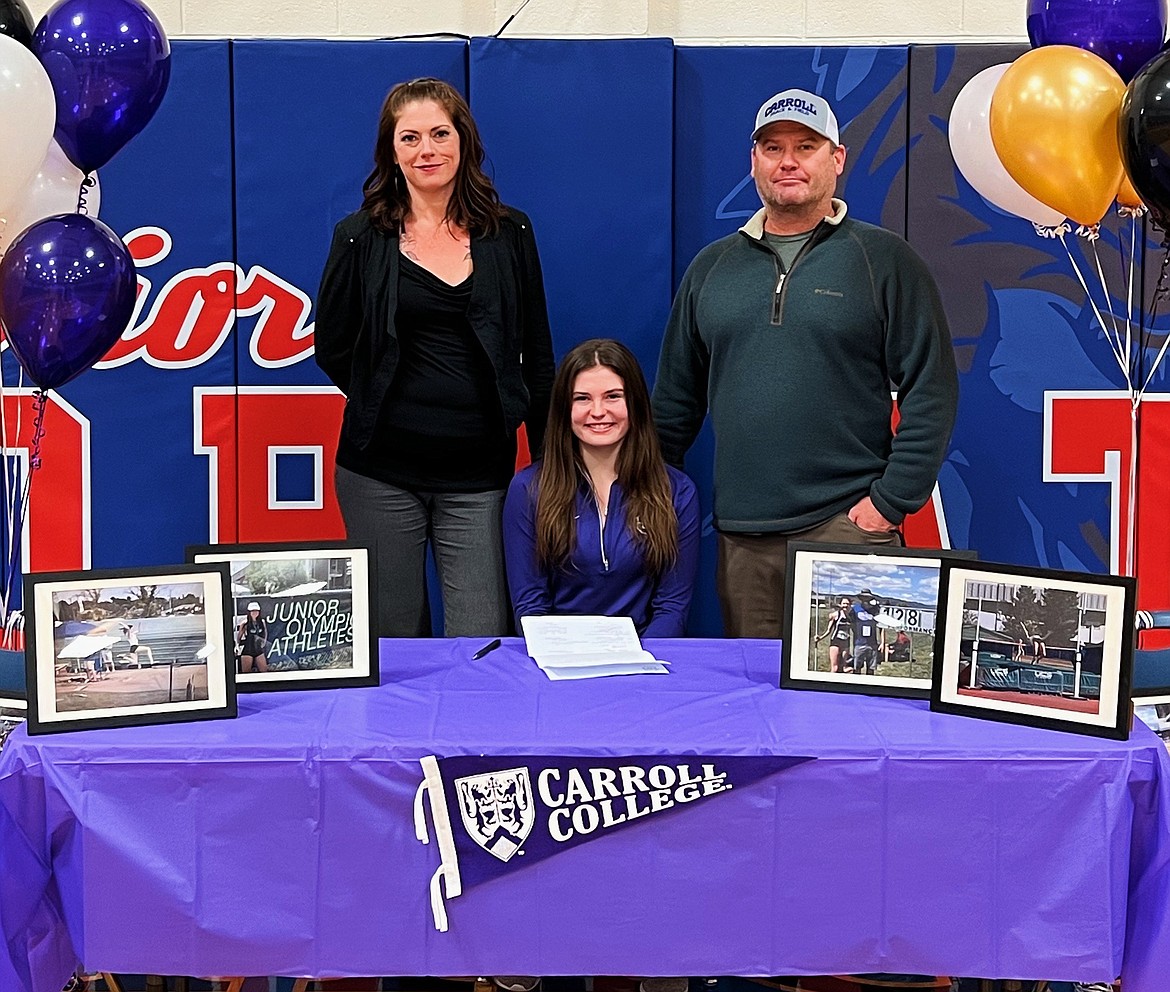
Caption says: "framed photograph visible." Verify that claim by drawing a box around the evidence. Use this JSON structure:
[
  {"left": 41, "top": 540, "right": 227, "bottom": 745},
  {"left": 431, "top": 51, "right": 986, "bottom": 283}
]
[
  {"left": 1135, "top": 702, "right": 1170, "bottom": 752},
  {"left": 24, "top": 564, "right": 236, "bottom": 736},
  {"left": 0, "top": 692, "right": 26, "bottom": 750},
  {"left": 931, "top": 560, "right": 1135, "bottom": 740},
  {"left": 782, "top": 542, "right": 977, "bottom": 699},
  {"left": 187, "top": 542, "right": 376, "bottom": 692}
]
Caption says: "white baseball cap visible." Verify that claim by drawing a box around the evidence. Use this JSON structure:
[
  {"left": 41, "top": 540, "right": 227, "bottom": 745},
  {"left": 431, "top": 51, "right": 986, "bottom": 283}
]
[
  {"left": 247, "top": 601, "right": 260, "bottom": 611},
  {"left": 752, "top": 88, "right": 840, "bottom": 145}
]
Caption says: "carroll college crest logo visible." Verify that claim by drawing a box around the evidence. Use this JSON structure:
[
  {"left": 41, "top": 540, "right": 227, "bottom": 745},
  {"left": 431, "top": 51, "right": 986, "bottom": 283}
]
[{"left": 454, "top": 766, "right": 535, "bottom": 862}]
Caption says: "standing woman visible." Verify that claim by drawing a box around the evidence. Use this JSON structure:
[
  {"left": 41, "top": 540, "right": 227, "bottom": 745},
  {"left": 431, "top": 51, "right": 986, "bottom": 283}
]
[
  {"left": 814, "top": 596, "right": 854, "bottom": 673},
  {"left": 504, "top": 338, "right": 700, "bottom": 637},
  {"left": 315, "top": 77, "right": 555, "bottom": 638}
]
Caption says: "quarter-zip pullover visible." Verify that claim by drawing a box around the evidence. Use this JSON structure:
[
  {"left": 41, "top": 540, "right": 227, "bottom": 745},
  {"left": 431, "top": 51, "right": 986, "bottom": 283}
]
[
  {"left": 503, "top": 463, "right": 701, "bottom": 636},
  {"left": 652, "top": 199, "right": 958, "bottom": 533}
]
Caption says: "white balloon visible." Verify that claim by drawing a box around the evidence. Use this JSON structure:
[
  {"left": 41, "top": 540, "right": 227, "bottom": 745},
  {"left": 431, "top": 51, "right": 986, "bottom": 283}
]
[
  {"left": 948, "top": 63, "right": 1066, "bottom": 228},
  {"left": 0, "top": 34, "right": 57, "bottom": 215},
  {"left": 0, "top": 141, "right": 102, "bottom": 252}
]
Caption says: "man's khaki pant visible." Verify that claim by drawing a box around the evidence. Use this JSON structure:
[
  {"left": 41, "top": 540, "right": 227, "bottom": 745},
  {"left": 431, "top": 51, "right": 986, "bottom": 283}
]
[{"left": 717, "top": 510, "right": 902, "bottom": 638}]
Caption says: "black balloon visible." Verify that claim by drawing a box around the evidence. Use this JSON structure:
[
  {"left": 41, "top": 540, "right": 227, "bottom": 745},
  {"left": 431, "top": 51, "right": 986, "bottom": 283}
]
[
  {"left": 0, "top": 0, "right": 34, "bottom": 50},
  {"left": 1120, "top": 48, "right": 1170, "bottom": 231}
]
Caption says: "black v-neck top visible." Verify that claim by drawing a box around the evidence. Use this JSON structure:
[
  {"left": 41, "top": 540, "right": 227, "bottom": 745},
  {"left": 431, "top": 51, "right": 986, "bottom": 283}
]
[{"left": 335, "top": 255, "right": 514, "bottom": 491}]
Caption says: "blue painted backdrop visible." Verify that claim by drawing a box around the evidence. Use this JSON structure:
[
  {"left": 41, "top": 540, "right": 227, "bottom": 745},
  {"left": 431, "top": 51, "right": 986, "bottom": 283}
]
[{"left": 5, "top": 38, "right": 1165, "bottom": 643}]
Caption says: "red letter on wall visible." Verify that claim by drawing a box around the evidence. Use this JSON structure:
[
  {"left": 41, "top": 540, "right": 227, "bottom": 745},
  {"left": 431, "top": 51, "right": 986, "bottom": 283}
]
[
  {"left": 195, "top": 386, "right": 346, "bottom": 543},
  {"left": 1046, "top": 390, "right": 1170, "bottom": 642},
  {"left": 1, "top": 390, "right": 90, "bottom": 573},
  {"left": 890, "top": 399, "right": 950, "bottom": 549}
]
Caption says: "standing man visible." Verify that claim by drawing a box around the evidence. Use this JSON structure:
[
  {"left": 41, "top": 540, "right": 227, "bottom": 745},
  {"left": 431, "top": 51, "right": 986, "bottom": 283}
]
[
  {"left": 850, "top": 589, "right": 885, "bottom": 676},
  {"left": 652, "top": 88, "right": 958, "bottom": 637}
]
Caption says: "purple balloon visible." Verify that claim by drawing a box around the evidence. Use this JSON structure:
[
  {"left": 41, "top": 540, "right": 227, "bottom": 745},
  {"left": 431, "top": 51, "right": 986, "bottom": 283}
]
[
  {"left": 0, "top": 214, "right": 136, "bottom": 390},
  {"left": 1027, "top": 0, "right": 1168, "bottom": 81},
  {"left": 34, "top": 0, "right": 170, "bottom": 173}
]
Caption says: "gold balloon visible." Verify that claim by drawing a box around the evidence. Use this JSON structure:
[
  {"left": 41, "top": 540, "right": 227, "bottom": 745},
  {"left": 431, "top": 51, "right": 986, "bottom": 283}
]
[
  {"left": 990, "top": 45, "right": 1126, "bottom": 226},
  {"left": 1118, "top": 171, "right": 1144, "bottom": 209}
]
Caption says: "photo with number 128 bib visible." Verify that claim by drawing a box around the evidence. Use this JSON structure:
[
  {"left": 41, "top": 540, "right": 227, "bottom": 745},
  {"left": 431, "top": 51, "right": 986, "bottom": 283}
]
[{"left": 806, "top": 560, "right": 938, "bottom": 682}]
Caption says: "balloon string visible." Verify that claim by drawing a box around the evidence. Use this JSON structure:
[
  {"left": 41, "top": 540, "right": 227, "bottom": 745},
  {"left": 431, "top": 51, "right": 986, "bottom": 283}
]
[
  {"left": 1060, "top": 234, "right": 1129, "bottom": 382},
  {"left": 1061, "top": 233, "right": 1127, "bottom": 376},
  {"left": 1, "top": 606, "right": 20, "bottom": 651},
  {"left": 1119, "top": 213, "right": 1136, "bottom": 385},
  {"left": 0, "top": 370, "right": 25, "bottom": 637},
  {"left": 1140, "top": 249, "right": 1170, "bottom": 395},
  {"left": 1034, "top": 221, "right": 1071, "bottom": 239},
  {"left": 1089, "top": 236, "right": 1125, "bottom": 360},
  {"left": 0, "top": 389, "right": 43, "bottom": 633},
  {"left": 1139, "top": 244, "right": 1170, "bottom": 389},
  {"left": 1118, "top": 230, "right": 1141, "bottom": 577},
  {"left": 0, "top": 374, "right": 10, "bottom": 638},
  {"left": 1125, "top": 214, "right": 1138, "bottom": 386},
  {"left": 1128, "top": 398, "right": 1139, "bottom": 578},
  {"left": 28, "top": 391, "right": 46, "bottom": 471},
  {"left": 76, "top": 174, "right": 96, "bottom": 216}
]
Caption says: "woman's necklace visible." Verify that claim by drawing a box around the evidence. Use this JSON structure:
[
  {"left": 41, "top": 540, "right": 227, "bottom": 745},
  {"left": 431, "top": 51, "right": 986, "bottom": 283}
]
[
  {"left": 400, "top": 218, "right": 469, "bottom": 261},
  {"left": 582, "top": 457, "right": 616, "bottom": 531},
  {"left": 590, "top": 479, "right": 611, "bottom": 530}
]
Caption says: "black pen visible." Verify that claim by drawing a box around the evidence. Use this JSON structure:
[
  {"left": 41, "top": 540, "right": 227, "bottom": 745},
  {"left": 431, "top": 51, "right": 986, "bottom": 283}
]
[{"left": 472, "top": 638, "right": 502, "bottom": 660}]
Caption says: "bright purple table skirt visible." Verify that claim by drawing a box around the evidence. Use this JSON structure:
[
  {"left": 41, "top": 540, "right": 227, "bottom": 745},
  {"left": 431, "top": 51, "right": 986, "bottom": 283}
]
[{"left": 2, "top": 638, "right": 1169, "bottom": 989}]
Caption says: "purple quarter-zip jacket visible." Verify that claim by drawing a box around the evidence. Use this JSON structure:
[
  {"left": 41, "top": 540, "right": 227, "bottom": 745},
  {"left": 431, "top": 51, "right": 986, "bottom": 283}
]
[{"left": 503, "top": 462, "right": 700, "bottom": 637}]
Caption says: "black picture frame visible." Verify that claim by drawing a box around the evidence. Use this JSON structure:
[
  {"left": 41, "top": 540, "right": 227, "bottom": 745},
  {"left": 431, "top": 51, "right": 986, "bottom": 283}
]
[
  {"left": 187, "top": 541, "right": 378, "bottom": 692},
  {"left": 781, "top": 542, "right": 978, "bottom": 699},
  {"left": 24, "top": 563, "right": 237, "bottom": 736},
  {"left": 931, "top": 559, "right": 1136, "bottom": 740}
]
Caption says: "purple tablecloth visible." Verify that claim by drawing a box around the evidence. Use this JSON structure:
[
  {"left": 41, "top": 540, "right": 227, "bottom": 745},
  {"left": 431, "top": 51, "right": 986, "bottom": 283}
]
[{"left": 2, "top": 638, "right": 1169, "bottom": 989}]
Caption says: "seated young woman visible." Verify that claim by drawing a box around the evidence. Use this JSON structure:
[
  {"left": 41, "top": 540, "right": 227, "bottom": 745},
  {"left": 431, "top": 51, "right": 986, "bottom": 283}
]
[{"left": 503, "top": 337, "right": 700, "bottom": 638}]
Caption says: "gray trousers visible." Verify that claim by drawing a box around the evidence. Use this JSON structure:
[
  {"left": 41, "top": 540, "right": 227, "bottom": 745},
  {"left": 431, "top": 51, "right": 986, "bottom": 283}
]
[
  {"left": 335, "top": 465, "right": 510, "bottom": 638},
  {"left": 717, "top": 509, "right": 902, "bottom": 639}
]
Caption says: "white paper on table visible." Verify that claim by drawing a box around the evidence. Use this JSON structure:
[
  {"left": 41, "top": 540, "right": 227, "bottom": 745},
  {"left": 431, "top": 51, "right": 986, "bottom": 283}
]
[
  {"left": 536, "top": 648, "right": 668, "bottom": 671},
  {"left": 534, "top": 648, "right": 669, "bottom": 671},
  {"left": 541, "top": 660, "right": 670, "bottom": 680},
  {"left": 520, "top": 614, "right": 647, "bottom": 668}
]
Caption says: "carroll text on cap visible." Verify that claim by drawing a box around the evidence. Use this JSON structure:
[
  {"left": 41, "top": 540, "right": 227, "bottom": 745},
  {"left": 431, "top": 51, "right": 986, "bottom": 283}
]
[{"left": 764, "top": 96, "right": 818, "bottom": 119}]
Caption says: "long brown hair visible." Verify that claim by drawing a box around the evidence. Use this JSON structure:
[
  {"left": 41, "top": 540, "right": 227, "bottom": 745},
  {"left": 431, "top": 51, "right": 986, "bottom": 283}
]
[
  {"left": 535, "top": 339, "right": 679, "bottom": 575},
  {"left": 362, "top": 77, "right": 506, "bottom": 236}
]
